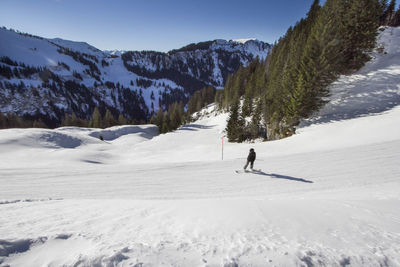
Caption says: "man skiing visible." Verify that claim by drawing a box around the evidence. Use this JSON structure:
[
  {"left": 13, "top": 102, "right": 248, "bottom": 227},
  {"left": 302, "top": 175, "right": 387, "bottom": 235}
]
[{"left": 244, "top": 148, "right": 256, "bottom": 171}]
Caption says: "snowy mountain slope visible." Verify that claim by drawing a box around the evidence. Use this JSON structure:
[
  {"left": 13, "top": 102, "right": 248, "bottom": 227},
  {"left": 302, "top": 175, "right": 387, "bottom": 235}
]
[
  {"left": 121, "top": 38, "right": 270, "bottom": 91},
  {"left": 0, "top": 27, "right": 271, "bottom": 125},
  {"left": 301, "top": 26, "right": 400, "bottom": 126},
  {"left": 49, "top": 38, "right": 105, "bottom": 57},
  {"left": 1, "top": 26, "right": 400, "bottom": 265},
  {"left": 0, "top": 28, "right": 90, "bottom": 70}
]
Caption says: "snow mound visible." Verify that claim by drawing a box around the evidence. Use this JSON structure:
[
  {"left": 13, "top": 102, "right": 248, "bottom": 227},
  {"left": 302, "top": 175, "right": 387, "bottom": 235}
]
[
  {"left": 0, "top": 238, "right": 34, "bottom": 257},
  {"left": 37, "top": 132, "right": 82, "bottom": 149},
  {"left": 0, "top": 128, "right": 83, "bottom": 149},
  {"left": 89, "top": 125, "right": 158, "bottom": 141},
  {"left": 0, "top": 125, "right": 159, "bottom": 151}
]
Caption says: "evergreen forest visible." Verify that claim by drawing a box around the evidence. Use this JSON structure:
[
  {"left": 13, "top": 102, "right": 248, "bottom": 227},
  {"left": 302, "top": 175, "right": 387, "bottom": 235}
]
[{"left": 223, "top": 0, "right": 400, "bottom": 142}]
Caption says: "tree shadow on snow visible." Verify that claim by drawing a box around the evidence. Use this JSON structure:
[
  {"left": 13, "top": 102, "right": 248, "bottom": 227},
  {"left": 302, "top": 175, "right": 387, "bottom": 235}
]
[
  {"left": 81, "top": 159, "right": 103, "bottom": 164},
  {"left": 179, "top": 124, "right": 216, "bottom": 131},
  {"left": 253, "top": 170, "right": 313, "bottom": 183}
]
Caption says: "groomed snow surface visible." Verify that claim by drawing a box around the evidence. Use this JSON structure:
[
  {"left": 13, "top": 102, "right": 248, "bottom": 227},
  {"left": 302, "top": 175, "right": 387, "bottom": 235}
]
[
  {"left": 1, "top": 27, "right": 400, "bottom": 266},
  {"left": 1, "top": 104, "right": 400, "bottom": 267}
]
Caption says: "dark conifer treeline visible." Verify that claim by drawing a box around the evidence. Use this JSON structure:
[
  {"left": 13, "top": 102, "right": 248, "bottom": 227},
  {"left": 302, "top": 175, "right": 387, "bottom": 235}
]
[
  {"left": 0, "top": 113, "right": 47, "bottom": 129},
  {"left": 150, "top": 102, "right": 185, "bottom": 133},
  {"left": 223, "top": 0, "right": 394, "bottom": 142},
  {"left": 150, "top": 86, "right": 216, "bottom": 134},
  {"left": 0, "top": 108, "right": 133, "bottom": 130},
  {"left": 61, "top": 107, "right": 136, "bottom": 129},
  {"left": 187, "top": 86, "right": 216, "bottom": 115}
]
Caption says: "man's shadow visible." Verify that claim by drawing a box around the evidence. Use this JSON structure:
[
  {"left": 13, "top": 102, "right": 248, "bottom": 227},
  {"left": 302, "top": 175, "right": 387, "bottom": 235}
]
[{"left": 252, "top": 170, "right": 313, "bottom": 183}]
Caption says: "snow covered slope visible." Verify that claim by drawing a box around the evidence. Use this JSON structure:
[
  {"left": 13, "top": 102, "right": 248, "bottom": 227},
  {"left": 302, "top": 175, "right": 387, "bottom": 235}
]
[
  {"left": 0, "top": 28, "right": 399, "bottom": 266},
  {"left": 0, "top": 103, "right": 399, "bottom": 266},
  {"left": 301, "top": 26, "right": 400, "bottom": 126}
]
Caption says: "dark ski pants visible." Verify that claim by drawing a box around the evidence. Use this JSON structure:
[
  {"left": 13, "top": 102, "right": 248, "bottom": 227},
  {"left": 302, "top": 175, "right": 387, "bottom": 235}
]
[{"left": 244, "top": 160, "right": 254, "bottom": 170}]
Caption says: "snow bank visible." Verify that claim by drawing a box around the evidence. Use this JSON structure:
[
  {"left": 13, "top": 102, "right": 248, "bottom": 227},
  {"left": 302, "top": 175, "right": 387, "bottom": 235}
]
[{"left": 88, "top": 125, "right": 158, "bottom": 141}]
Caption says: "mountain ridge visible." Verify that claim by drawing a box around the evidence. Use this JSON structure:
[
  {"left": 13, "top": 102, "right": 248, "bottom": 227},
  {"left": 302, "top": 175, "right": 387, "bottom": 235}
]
[{"left": 0, "top": 27, "right": 272, "bottom": 127}]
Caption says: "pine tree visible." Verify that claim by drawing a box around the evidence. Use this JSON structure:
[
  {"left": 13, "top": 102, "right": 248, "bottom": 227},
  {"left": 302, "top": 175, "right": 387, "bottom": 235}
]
[
  {"left": 161, "top": 113, "right": 170, "bottom": 133},
  {"left": 286, "top": 73, "right": 307, "bottom": 123},
  {"left": 203, "top": 86, "right": 215, "bottom": 106},
  {"left": 168, "top": 103, "right": 180, "bottom": 130},
  {"left": 341, "top": 0, "right": 381, "bottom": 70},
  {"left": 384, "top": 0, "right": 396, "bottom": 25},
  {"left": 317, "top": 0, "right": 347, "bottom": 75},
  {"left": 155, "top": 109, "right": 164, "bottom": 128},
  {"left": 226, "top": 99, "right": 245, "bottom": 142},
  {"left": 392, "top": 7, "right": 400, "bottom": 26},
  {"left": 249, "top": 99, "right": 263, "bottom": 139},
  {"left": 6, "top": 113, "right": 16, "bottom": 128},
  {"left": 33, "top": 119, "right": 46, "bottom": 128},
  {"left": 242, "top": 73, "right": 256, "bottom": 117},
  {"left": 62, "top": 112, "right": 72, "bottom": 126},
  {"left": 118, "top": 114, "right": 127, "bottom": 125},
  {"left": 90, "top": 107, "right": 102, "bottom": 128},
  {"left": 0, "top": 112, "right": 7, "bottom": 128},
  {"left": 379, "top": 0, "right": 389, "bottom": 25},
  {"left": 241, "top": 94, "right": 253, "bottom": 118},
  {"left": 214, "top": 90, "right": 224, "bottom": 109},
  {"left": 70, "top": 113, "right": 79, "bottom": 126},
  {"left": 104, "top": 109, "right": 115, "bottom": 128},
  {"left": 187, "top": 92, "right": 200, "bottom": 115},
  {"left": 226, "top": 100, "right": 240, "bottom": 142},
  {"left": 223, "top": 74, "right": 234, "bottom": 107}
]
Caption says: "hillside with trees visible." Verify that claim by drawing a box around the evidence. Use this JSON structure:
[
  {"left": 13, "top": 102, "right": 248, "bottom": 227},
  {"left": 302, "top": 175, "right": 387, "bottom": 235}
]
[
  {"left": 150, "top": 86, "right": 216, "bottom": 133},
  {"left": 0, "top": 28, "right": 270, "bottom": 130},
  {"left": 223, "top": 0, "right": 400, "bottom": 142}
]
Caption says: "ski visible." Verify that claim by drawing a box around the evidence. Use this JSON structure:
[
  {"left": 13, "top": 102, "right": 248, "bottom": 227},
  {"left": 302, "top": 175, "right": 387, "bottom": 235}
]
[{"left": 235, "top": 169, "right": 262, "bottom": 174}]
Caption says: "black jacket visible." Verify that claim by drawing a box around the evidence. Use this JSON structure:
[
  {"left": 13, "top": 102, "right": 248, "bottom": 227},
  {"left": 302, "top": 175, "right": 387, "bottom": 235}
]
[{"left": 247, "top": 151, "right": 256, "bottom": 162}]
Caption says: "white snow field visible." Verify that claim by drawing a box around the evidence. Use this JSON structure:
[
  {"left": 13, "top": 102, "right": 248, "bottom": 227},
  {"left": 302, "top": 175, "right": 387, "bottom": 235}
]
[{"left": 1, "top": 28, "right": 400, "bottom": 266}]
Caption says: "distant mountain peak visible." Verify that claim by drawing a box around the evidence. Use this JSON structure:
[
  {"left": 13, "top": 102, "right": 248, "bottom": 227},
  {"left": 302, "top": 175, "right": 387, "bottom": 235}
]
[
  {"left": 231, "top": 38, "right": 258, "bottom": 44},
  {"left": 167, "top": 38, "right": 271, "bottom": 57}
]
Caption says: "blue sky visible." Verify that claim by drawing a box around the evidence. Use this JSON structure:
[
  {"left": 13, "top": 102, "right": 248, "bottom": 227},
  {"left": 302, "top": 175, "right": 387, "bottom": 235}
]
[{"left": 1, "top": 0, "right": 319, "bottom": 52}]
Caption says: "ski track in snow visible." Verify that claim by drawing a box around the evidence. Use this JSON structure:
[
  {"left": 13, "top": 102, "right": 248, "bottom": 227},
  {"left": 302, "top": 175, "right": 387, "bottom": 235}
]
[
  {"left": 1, "top": 27, "right": 400, "bottom": 266},
  {"left": 0, "top": 105, "right": 399, "bottom": 267}
]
